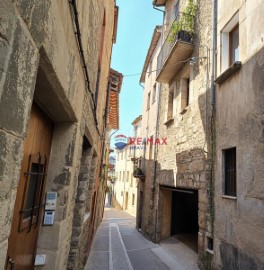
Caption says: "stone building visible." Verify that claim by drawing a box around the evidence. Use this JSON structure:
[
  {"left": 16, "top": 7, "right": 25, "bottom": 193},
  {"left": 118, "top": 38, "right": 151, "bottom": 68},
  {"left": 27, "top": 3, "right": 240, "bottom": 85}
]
[
  {"left": 0, "top": 0, "right": 119, "bottom": 269},
  {"left": 213, "top": 0, "right": 264, "bottom": 268},
  {"left": 104, "top": 69, "right": 123, "bottom": 206},
  {"left": 137, "top": 26, "right": 162, "bottom": 231},
  {"left": 139, "top": 0, "right": 213, "bottom": 268},
  {"left": 114, "top": 116, "right": 142, "bottom": 216}
]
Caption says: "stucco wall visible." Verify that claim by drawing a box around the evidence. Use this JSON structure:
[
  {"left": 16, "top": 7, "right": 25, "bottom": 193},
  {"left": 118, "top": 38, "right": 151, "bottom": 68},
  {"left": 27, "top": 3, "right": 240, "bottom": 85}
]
[
  {"left": 114, "top": 138, "right": 140, "bottom": 216},
  {"left": 214, "top": 0, "right": 264, "bottom": 268}
]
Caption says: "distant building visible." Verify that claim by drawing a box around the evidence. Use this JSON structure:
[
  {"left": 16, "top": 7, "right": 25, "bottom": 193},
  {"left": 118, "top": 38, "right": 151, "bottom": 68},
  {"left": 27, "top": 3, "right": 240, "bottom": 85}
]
[
  {"left": 106, "top": 154, "right": 116, "bottom": 205},
  {"left": 103, "top": 69, "right": 123, "bottom": 206},
  {"left": 114, "top": 116, "right": 142, "bottom": 216}
]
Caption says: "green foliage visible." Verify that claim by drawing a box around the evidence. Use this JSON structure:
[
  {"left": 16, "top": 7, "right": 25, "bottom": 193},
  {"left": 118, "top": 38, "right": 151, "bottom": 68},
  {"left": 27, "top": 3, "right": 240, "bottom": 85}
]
[
  {"left": 168, "top": 0, "right": 198, "bottom": 43},
  {"left": 168, "top": 19, "right": 184, "bottom": 43},
  {"left": 184, "top": 0, "right": 198, "bottom": 33},
  {"left": 133, "top": 167, "right": 143, "bottom": 176}
]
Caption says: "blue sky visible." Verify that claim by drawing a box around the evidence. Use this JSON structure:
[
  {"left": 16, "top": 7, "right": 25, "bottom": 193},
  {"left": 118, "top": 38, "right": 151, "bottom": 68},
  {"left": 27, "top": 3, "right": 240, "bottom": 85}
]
[{"left": 111, "top": 0, "right": 163, "bottom": 138}]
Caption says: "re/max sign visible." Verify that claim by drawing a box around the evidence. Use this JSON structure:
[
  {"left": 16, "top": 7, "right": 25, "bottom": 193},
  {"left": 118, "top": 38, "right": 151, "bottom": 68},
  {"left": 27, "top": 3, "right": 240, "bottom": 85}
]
[{"left": 129, "top": 137, "right": 167, "bottom": 145}]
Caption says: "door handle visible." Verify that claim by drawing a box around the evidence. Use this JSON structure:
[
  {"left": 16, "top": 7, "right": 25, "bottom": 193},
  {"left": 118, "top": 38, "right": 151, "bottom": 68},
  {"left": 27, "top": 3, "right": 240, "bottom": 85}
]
[{"left": 7, "top": 257, "right": 15, "bottom": 270}]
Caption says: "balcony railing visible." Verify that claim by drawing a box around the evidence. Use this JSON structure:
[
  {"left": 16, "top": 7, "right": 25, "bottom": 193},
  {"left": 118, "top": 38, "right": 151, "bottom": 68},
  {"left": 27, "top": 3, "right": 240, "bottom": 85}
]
[
  {"left": 133, "top": 168, "right": 145, "bottom": 180},
  {"left": 157, "top": 12, "right": 195, "bottom": 82}
]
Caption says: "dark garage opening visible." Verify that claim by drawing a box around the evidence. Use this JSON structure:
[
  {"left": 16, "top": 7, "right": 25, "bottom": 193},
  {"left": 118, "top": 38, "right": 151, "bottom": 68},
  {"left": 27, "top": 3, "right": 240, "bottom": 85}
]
[{"left": 171, "top": 189, "right": 198, "bottom": 252}]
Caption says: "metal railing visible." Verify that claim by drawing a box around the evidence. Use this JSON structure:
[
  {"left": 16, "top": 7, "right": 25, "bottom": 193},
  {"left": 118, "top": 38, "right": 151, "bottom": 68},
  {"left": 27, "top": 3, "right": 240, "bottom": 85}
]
[{"left": 157, "top": 12, "right": 195, "bottom": 78}]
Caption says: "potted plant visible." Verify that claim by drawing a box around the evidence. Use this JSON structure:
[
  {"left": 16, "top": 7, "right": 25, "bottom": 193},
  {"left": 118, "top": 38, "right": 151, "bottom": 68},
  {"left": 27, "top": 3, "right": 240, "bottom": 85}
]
[
  {"left": 133, "top": 167, "right": 142, "bottom": 177},
  {"left": 133, "top": 167, "right": 145, "bottom": 180},
  {"left": 168, "top": 0, "right": 197, "bottom": 43},
  {"left": 168, "top": 18, "right": 184, "bottom": 43}
]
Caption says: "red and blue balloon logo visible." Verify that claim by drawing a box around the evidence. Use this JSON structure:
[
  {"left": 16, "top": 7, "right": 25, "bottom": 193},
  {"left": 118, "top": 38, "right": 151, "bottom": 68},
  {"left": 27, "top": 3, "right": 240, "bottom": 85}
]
[{"left": 114, "top": 134, "right": 128, "bottom": 150}]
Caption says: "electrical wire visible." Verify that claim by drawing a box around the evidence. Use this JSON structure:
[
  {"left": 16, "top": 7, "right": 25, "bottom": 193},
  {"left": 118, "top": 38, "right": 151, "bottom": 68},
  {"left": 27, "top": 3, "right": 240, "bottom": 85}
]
[
  {"left": 69, "top": 0, "right": 101, "bottom": 137},
  {"left": 123, "top": 57, "right": 193, "bottom": 78}
]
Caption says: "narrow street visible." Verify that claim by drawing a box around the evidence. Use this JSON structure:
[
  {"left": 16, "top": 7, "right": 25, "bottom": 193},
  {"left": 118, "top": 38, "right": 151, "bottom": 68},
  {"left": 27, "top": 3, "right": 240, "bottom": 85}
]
[
  {"left": 85, "top": 206, "right": 199, "bottom": 270},
  {"left": 1, "top": 0, "right": 263, "bottom": 268}
]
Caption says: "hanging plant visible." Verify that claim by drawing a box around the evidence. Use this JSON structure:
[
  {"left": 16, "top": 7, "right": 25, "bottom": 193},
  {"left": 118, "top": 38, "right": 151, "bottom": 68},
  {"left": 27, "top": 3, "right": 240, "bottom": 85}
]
[
  {"left": 184, "top": 0, "right": 198, "bottom": 34},
  {"left": 168, "top": 0, "right": 198, "bottom": 43}
]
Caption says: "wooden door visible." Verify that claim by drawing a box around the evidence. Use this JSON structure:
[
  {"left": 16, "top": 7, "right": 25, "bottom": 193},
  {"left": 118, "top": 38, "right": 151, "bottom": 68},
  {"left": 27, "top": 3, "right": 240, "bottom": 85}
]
[{"left": 6, "top": 104, "right": 53, "bottom": 270}]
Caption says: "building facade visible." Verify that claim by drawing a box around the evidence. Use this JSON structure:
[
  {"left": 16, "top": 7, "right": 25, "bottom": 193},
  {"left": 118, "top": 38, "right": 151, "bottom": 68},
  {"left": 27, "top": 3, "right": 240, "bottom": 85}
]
[
  {"left": 139, "top": 0, "right": 213, "bottom": 268},
  {"left": 137, "top": 26, "right": 162, "bottom": 232},
  {"left": 114, "top": 116, "right": 142, "bottom": 216},
  {"left": 214, "top": 0, "right": 264, "bottom": 269},
  {"left": 105, "top": 69, "right": 123, "bottom": 207},
  {"left": 0, "top": 0, "right": 119, "bottom": 269},
  {"left": 139, "top": 0, "right": 264, "bottom": 269}
]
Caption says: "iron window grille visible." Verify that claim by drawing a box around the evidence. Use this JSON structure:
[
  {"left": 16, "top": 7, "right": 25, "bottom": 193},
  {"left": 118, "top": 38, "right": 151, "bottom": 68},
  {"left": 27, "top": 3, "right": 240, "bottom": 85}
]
[{"left": 224, "top": 147, "right": 236, "bottom": 196}]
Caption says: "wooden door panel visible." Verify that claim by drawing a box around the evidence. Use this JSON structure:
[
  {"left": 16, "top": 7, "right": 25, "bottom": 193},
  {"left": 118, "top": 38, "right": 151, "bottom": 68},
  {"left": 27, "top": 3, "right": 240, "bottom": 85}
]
[{"left": 6, "top": 104, "right": 53, "bottom": 270}]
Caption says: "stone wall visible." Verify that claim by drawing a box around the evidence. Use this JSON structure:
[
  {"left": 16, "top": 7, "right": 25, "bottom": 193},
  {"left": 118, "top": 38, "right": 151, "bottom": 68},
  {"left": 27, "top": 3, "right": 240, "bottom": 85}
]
[
  {"left": 0, "top": 0, "right": 116, "bottom": 268},
  {"left": 139, "top": 0, "right": 213, "bottom": 266}
]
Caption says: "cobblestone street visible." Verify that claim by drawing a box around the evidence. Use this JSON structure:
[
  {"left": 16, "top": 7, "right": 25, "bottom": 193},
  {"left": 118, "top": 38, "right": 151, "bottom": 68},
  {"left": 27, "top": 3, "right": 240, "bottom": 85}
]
[{"left": 85, "top": 206, "right": 199, "bottom": 270}]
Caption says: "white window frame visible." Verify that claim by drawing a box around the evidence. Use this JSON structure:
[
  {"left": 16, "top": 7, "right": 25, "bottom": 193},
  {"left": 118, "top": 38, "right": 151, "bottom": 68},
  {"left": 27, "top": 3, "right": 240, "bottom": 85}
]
[{"left": 221, "top": 12, "right": 239, "bottom": 72}]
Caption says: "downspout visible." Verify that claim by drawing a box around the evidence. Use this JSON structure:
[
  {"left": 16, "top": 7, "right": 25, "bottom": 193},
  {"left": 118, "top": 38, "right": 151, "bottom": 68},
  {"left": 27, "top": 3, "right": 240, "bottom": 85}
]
[
  {"left": 153, "top": 10, "right": 165, "bottom": 189},
  {"left": 210, "top": 0, "right": 217, "bottom": 106},
  {"left": 69, "top": 0, "right": 101, "bottom": 136},
  {"left": 99, "top": 80, "right": 112, "bottom": 179},
  {"left": 152, "top": 7, "right": 165, "bottom": 243},
  {"left": 209, "top": 0, "right": 217, "bottom": 247}
]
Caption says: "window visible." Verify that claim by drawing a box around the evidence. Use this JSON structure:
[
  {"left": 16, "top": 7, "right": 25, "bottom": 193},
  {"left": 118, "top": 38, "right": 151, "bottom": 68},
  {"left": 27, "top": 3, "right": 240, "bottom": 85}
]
[
  {"left": 223, "top": 147, "right": 236, "bottom": 196},
  {"left": 130, "top": 173, "right": 133, "bottom": 187},
  {"left": 167, "top": 86, "right": 174, "bottom": 120},
  {"left": 221, "top": 13, "right": 239, "bottom": 72},
  {"left": 229, "top": 25, "right": 239, "bottom": 65},
  {"left": 181, "top": 78, "right": 190, "bottom": 111},
  {"left": 152, "top": 84, "right": 157, "bottom": 104},
  {"left": 207, "top": 237, "right": 214, "bottom": 251},
  {"left": 147, "top": 92, "right": 151, "bottom": 110},
  {"left": 148, "top": 60, "right": 152, "bottom": 77},
  {"left": 149, "top": 135, "right": 153, "bottom": 160},
  {"left": 19, "top": 154, "right": 47, "bottom": 232},
  {"left": 132, "top": 194, "right": 135, "bottom": 206},
  {"left": 134, "top": 125, "right": 138, "bottom": 137},
  {"left": 127, "top": 171, "right": 129, "bottom": 182}
]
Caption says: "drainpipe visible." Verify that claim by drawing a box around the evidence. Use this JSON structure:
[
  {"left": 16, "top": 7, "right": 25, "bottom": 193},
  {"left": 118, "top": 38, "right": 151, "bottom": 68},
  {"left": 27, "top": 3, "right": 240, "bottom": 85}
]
[
  {"left": 152, "top": 6, "right": 165, "bottom": 243},
  {"left": 152, "top": 4, "right": 165, "bottom": 187},
  {"left": 209, "top": 0, "right": 217, "bottom": 244},
  {"left": 99, "top": 81, "right": 111, "bottom": 179},
  {"left": 153, "top": 5, "right": 165, "bottom": 14},
  {"left": 210, "top": 0, "right": 217, "bottom": 106}
]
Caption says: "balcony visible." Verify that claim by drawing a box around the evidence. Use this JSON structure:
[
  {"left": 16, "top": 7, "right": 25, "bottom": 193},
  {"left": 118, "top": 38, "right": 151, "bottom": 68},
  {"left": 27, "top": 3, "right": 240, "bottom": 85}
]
[
  {"left": 133, "top": 168, "right": 145, "bottom": 181},
  {"left": 157, "top": 13, "right": 195, "bottom": 83}
]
